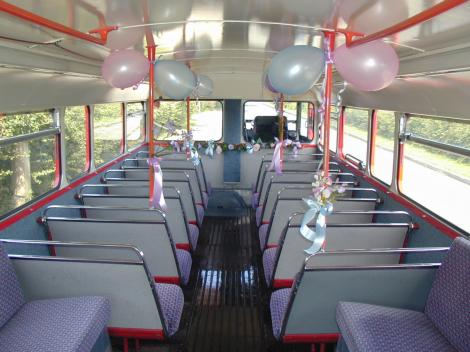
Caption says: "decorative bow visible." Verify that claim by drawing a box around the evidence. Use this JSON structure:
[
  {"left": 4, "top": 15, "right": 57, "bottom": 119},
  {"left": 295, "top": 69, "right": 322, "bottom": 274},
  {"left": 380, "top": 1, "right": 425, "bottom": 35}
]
[
  {"left": 170, "top": 140, "right": 181, "bottom": 152},
  {"left": 205, "top": 140, "right": 215, "bottom": 158},
  {"left": 299, "top": 197, "right": 333, "bottom": 255},
  {"left": 147, "top": 157, "right": 167, "bottom": 211},
  {"left": 292, "top": 141, "right": 302, "bottom": 158},
  {"left": 268, "top": 138, "right": 292, "bottom": 176},
  {"left": 189, "top": 141, "right": 200, "bottom": 166},
  {"left": 246, "top": 141, "right": 254, "bottom": 154}
]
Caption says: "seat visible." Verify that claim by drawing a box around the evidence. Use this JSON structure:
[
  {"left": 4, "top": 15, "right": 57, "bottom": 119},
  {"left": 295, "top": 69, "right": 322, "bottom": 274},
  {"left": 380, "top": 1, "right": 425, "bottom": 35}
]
[
  {"left": 176, "top": 249, "right": 192, "bottom": 285},
  {"left": 188, "top": 223, "right": 200, "bottom": 250},
  {"left": 263, "top": 247, "right": 277, "bottom": 286},
  {"left": 0, "top": 244, "right": 111, "bottom": 352},
  {"left": 270, "top": 288, "right": 293, "bottom": 340},
  {"left": 336, "top": 237, "right": 470, "bottom": 352},
  {"left": 259, "top": 223, "right": 269, "bottom": 250},
  {"left": 155, "top": 283, "right": 184, "bottom": 337}
]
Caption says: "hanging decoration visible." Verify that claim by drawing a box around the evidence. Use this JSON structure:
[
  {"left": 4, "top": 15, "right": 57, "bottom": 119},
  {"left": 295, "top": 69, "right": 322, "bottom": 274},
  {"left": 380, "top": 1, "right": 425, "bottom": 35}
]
[
  {"left": 334, "top": 40, "right": 399, "bottom": 91},
  {"left": 154, "top": 60, "right": 197, "bottom": 99},
  {"left": 105, "top": 9, "right": 144, "bottom": 51},
  {"left": 194, "top": 74, "right": 214, "bottom": 97},
  {"left": 101, "top": 49, "right": 150, "bottom": 89},
  {"left": 268, "top": 138, "right": 293, "bottom": 175},
  {"left": 147, "top": 157, "right": 168, "bottom": 211}
]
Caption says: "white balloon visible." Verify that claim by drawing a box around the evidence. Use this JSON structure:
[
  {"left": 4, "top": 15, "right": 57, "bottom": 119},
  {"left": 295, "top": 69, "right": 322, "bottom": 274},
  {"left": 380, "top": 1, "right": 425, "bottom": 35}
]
[
  {"left": 195, "top": 74, "right": 214, "bottom": 97},
  {"left": 105, "top": 9, "right": 144, "bottom": 51},
  {"left": 155, "top": 60, "right": 196, "bottom": 100},
  {"left": 267, "top": 45, "right": 325, "bottom": 96}
]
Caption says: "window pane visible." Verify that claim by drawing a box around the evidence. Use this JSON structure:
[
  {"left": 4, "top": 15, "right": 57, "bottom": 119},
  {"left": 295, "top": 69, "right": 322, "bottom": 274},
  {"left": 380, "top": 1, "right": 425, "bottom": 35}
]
[
  {"left": 0, "top": 110, "right": 54, "bottom": 137},
  {"left": 329, "top": 106, "right": 339, "bottom": 153},
  {"left": 300, "top": 102, "right": 314, "bottom": 142},
  {"left": 155, "top": 100, "right": 222, "bottom": 141},
  {"left": 64, "top": 106, "right": 87, "bottom": 180},
  {"left": 343, "top": 107, "right": 368, "bottom": 164},
  {"left": 93, "top": 104, "right": 122, "bottom": 166},
  {"left": 400, "top": 141, "right": 470, "bottom": 233},
  {"left": 371, "top": 110, "right": 395, "bottom": 185},
  {"left": 0, "top": 135, "right": 57, "bottom": 216},
  {"left": 243, "top": 101, "right": 313, "bottom": 142},
  {"left": 126, "top": 102, "right": 145, "bottom": 150}
]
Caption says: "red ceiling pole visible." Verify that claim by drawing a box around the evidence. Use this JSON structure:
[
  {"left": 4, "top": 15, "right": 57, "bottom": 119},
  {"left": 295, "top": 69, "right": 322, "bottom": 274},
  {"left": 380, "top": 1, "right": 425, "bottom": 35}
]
[
  {"left": 147, "top": 45, "right": 156, "bottom": 202},
  {"left": 0, "top": 0, "right": 108, "bottom": 45},
  {"left": 322, "top": 31, "right": 336, "bottom": 176},
  {"left": 347, "top": 0, "right": 467, "bottom": 47}
]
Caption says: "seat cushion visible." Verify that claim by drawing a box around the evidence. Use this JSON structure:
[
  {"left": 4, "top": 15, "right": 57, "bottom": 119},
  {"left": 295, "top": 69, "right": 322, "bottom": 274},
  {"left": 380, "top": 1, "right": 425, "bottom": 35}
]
[
  {"left": 0, "top": 244, "right": 25, "bottom": 329},
  {"left": 336, "top": 302, "right": 456, "bottom": 352},
  {"left": 259, "top": 224, "right": 269, "bottom": 250},
  {"left": 0, "top": 296, "right": 110, "bottom": 352},
  {"left": 196, "top": 204, "right": 204, "bottom": 226},
  {"left": 255, "top": 206, "right": 263, "bottom": 227},
  {"left": 263, "top": 247, "right": 277, "bottom": 286},
  {"left": 188, "top": 224, "right": 200, "bottom": 250},
  {"left": 155, "top": 284, "right": 184, "bottom": 337},
  {"left": 270, "top": 288, "right": 292, "bottom": 340},
  {"left": 425, "top": 237, "right": 470, "bottom": 352},
  {"left": 176, "top": 249, "right": 192, "bottom": 285}
]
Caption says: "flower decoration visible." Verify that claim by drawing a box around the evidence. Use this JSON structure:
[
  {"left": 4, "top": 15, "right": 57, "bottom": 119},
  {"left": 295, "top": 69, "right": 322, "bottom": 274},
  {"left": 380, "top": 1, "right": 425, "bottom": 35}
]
[
  {"left": 311, "top": 171, "right": 347, "bottom": 206},
  {"left": 253, "top": 143, "right": 261, "bottom": 152},
  {"left": 228, "top": 144, "right": 234, "bottom": 150},
  {"left": 216, "top": 145, "right": 223, "bottom": 154}
]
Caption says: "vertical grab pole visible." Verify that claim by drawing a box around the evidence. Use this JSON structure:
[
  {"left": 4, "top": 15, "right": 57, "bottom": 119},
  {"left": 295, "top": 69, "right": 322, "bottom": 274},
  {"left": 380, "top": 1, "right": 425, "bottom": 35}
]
[
  {"left": 323, "top": 31, "right": 336, "bottom": 176},
  {"left": 147, "top": 45, "right": 156, "bottom": 203},
  {"left": 186, "top": 96, "right": 191, "bottom": 159}
]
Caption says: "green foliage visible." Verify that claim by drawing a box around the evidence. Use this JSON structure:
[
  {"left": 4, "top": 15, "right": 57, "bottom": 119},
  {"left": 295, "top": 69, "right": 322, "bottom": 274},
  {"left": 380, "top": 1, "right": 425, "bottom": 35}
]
[
  {"left": 64, "top": 106, "right": 87, "bottom": 180},
  {"left": 93, "top": 103, "right": 122, "bottom": 166}
]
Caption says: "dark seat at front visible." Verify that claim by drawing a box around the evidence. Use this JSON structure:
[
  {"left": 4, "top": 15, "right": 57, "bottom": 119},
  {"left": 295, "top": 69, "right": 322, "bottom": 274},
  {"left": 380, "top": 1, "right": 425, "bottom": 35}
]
[
  {"left": 0, "top": 243, "right": 111, "bottom": 352},
  {"left": 336, "top": 237, "right": 470, "bottom": 352}
]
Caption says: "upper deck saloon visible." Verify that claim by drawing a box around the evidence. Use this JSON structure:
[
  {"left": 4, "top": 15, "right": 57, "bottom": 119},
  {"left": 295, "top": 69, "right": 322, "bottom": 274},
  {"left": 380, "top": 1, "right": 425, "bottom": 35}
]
[{"left": 1, "top": 1, "right": 470, "bottom": 352}]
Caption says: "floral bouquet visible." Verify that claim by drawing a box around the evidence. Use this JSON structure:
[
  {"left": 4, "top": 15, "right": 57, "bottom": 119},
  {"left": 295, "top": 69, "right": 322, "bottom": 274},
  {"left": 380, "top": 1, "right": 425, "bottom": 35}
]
[{"left": 311, "top": 171, "right": 347, "bottom": 206}]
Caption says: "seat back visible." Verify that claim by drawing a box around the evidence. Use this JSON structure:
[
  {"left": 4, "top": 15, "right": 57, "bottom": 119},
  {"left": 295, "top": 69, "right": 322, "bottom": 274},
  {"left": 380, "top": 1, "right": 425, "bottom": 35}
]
[
  {"left": 43, "top": 216, "right": 180, "bottom": 282},
  {"left": 425, "top": 237, "right": 470, "bottom": 352},
  {"left": 271, "top": 218, "right": 411, "bottom": 286},
  {"left": 0, "top": 243, "right": 25, "bottom": 328}
]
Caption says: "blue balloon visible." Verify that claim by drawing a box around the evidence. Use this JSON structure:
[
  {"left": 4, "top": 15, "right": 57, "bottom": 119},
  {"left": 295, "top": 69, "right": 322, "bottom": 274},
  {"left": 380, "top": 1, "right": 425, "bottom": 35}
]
[
  {"left": 155, "top": 60, "right": 196, "bottom": 100},
  {"left": 267, "top": 45, "right": 325, "bottom": 96}
]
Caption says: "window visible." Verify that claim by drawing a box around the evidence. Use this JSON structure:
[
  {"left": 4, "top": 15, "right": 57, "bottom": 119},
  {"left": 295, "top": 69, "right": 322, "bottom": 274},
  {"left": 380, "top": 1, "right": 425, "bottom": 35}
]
[
  {"left": 0, "top": 110, "right": 58, "bottom": 216},
  {"left": 64, "top": 106, "right": 88, "bottom": 180},
  {"left": 155, "top": 100, "right": 222, "bottom": 141},
  {"left": 93, "top": 103, "right": 123, "bottom": 166},
  {"left": 371, "top": 110, "right": 396, "bottom": 185},
  {"left": 243, "top": 101, "right": 314, "bottom": 142},
  {"left": 343, "top": 107, "right": 369, "bottom": 165},
  {"left": 126, "top": 102, "right": 145, "bottom": 150},
  {"left": 329, "top": 106, "right": 339, "bottom": 153},
  {"left": 400, "top": 115, "right": 470, "bottom": 233}
]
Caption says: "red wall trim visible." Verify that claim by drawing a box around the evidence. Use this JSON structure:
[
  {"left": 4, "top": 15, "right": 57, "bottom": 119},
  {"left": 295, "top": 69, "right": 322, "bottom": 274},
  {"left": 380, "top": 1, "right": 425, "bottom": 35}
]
[
  {"left": 0, "top": 144, "right": 147, "bottom": 231},
  {"left": 154, "top": 276, "right": 180, "bottom": 285},
  {"left": 283, "top": 333, "right": 340, "bottom": 343},
  {"left": 338, "top": 159, "right": 461, "bottom": 239},
  {"left": 108, "top": 327, "right": 165, "bottom": 340},
  {"left": 273, "top": 278, "right": 294, "bottom": 289}
]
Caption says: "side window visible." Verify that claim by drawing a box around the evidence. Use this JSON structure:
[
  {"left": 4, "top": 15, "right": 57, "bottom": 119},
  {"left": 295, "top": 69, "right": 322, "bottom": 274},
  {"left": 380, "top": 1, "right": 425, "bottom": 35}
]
[
  {"left": 126, "top": 102, "right": 145, "bottom": 150},
  {"left": 243, "top": 101, "right": 314, "bottom": 142},
  {"left": 0, "top": 110, "right": 58, "bottom": 216},
  {"left": 329, "top": 106, "right": 339, "bottom": 153},
  {"left": 155, "top": 100, "right": 222, "bottom": 141},
  {"left": 400, "top": 115, "right": 470, "bottom": 232},
  {"left": 371, "top": 110, "right": 395, "bottom": 185},
  {"left": 93, "top": 103, "right": 123, "bottom": 166},
  {"left": 64, "top": 106, "right": 88, "bottom": 180},
  {"left": 343, "top": 107, "right": 369, "bottom": 165}
]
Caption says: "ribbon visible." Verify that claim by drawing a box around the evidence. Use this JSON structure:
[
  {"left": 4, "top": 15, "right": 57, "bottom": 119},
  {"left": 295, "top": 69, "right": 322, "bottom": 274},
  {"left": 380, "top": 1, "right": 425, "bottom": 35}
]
[
  {"left": 147, "top": 157, "right": 167, "bottom": 211},
  {"left": 246, "top": 143, "right": 253, "bottom": 154},
  {"left": 170, "top": 140, "right": 181, "bottom": 152},
  {"left": 292, "top": 141, "right": 302, "bottom": 158},
  {"left": 189, "top": 141, "right": 200, "bottom": 166},
  {"left": 300, "top": 197, "right": 333, "bottom": 255},
  {"left": 268, "top": 138, "right": 292, "bottom": 176},
  {"left": 205, "top": 140, "right": 215, "bottom": 158}
]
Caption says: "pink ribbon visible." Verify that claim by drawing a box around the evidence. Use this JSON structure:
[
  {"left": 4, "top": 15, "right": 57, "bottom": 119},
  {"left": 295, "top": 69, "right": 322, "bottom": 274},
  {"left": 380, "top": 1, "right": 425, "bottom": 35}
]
[
  {"left": 268, "top": 138, "right": 292, "bottom": 176},
  {"left": 147, "top": 157, "right": 167, "bottom": 211},
  {"left": 170, "top": 140, "right": 181, "bottom": 152}
]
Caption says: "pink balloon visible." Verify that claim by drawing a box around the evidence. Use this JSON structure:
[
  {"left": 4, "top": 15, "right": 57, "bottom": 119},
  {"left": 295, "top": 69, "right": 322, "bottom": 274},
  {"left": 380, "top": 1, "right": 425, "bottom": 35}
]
[
  {"left": 334, "top": 40, "right": 399, "bottom": 91},
  {"left": 102, "top": 49, "right": 150, "bottom": 89}
]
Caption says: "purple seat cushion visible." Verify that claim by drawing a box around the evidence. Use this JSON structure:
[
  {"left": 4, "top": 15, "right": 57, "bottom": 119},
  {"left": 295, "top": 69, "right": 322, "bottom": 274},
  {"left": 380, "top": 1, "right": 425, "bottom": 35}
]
[
  {"left": 336, "top": 301, "right": 456, "bottom": 352},
  {"left": 251, "top": 192, "right": 260, "bottom": 209},
  {"left": 270, "top": 288, "right": 292, "bottom": 340},
  {"left": 196, "top": 205, "right": 204, "bottom": 226},
  {"left": 255, "top": 206, "right": 263, "bottom": 227},
  {"left": 425, "top": 237, "right": 470, "bottom": 352},
  {"left": 0, "top": 244, "right": 25, "bottom": 329},
  {"left": 155, "top": 284, "right": 184, "bottom": 337},
  {"left": 0, "top": 296, "right": 110, "bottom": 352},
  {"left": 263, "top": 247, "right": 277, "bottom": 286},
  {"left": 188, "top": 224, "right": 199, "bottom": 250},
  {"left": 176, "top": 249, "right": 192, "bottom": 285},
  {"left": 259, "top": 224, "right": 269, "bottom": 250}
]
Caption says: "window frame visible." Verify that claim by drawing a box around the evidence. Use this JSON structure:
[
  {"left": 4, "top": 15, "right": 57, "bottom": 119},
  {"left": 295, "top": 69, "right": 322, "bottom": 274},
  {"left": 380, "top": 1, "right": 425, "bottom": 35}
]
[
  {"left": 154, "top": 99, "right": 224, "bottom": 142},
  {"left": 242, "top": 100, "right": 315, "bottom": 143}
]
